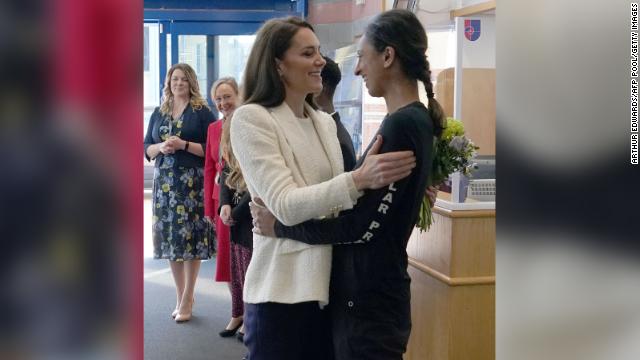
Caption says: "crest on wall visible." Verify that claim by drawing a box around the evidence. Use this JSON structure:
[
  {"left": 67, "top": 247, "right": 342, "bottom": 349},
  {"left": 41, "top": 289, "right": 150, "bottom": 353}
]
[{"left": 464, "top": 19, "right": 481, "bottom": 41}]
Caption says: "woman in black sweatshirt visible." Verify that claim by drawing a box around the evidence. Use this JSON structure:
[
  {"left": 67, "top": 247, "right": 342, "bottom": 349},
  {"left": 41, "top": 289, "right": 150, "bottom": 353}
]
[{"left": 250, "top": 9, "right": 445, "bottom": 360}]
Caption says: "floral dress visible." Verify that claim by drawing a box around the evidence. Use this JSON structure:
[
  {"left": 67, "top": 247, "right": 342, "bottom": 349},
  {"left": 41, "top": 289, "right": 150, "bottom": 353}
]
[{"left": 152, "top": 111, "right": 213, "bottom": 260}]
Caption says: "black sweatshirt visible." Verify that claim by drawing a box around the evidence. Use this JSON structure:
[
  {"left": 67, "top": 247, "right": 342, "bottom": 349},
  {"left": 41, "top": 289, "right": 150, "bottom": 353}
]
[{"left": 274, "top": 101, "right": 434, "bottom": 319}]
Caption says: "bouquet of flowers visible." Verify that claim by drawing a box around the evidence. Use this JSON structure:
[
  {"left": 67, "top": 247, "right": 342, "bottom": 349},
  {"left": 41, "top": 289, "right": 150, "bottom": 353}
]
[{"left": 416, "top": 117, "right": 479, "bottom": 232}]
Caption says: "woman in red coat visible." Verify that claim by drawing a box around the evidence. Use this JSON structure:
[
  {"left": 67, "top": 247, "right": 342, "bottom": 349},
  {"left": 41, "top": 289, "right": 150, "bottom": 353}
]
[{"left": 204, "top": 77, "right": 244, "bottom": 335}]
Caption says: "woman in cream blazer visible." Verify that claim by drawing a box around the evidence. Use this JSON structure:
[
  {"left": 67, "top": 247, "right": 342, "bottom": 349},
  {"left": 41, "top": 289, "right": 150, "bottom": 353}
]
[
  {"left": 233, "top": 101, "right": 359, "bottom": 306},
  {"left": 229, "top": 17, "right": 416, "bottom": 360}
]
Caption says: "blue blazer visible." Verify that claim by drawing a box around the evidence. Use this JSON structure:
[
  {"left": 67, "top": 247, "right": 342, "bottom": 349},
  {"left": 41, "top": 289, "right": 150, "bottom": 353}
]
[{"left": 144, "top": 104, "right": 214, "bottom": 168}]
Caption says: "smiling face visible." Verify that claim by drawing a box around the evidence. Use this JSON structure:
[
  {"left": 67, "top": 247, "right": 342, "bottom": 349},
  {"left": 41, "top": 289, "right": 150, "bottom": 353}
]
[
  {"left": 213, "top": 83, "right": 238, "bottom": 118},
  {"left": 277, "top": 27, "right": 326, "bottom": 100},
  {"left": 170, "top": 68, "right": 191, "bottom": 98},
  {"left": 354, "top": 35, "right": 388, "bottom": 98}
]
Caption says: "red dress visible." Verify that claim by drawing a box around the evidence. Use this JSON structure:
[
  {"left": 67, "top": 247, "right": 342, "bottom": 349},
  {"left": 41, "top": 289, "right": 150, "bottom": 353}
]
[{"left": 204, "top": 120, "right": 231, "bottom": 282}]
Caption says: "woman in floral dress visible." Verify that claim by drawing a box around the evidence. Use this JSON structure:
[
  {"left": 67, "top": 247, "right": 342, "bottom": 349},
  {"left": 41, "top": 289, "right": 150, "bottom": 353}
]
[{"left": 144, "top": 63, "right": 215, "bottom": 323}]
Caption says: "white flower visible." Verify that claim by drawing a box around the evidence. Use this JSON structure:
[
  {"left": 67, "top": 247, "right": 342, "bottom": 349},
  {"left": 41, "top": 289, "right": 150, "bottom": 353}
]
[{"left": 449, "top": 136, "right": 468, "bottom": 152}]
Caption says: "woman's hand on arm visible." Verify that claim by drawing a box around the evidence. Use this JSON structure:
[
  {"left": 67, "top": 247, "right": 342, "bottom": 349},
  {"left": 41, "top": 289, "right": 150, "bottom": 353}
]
[
  {"left": 250, "top": 198, "right": 276, "bottom": 237},
  {"left": 266, "top": 122, "right": 424, "bottom": 246},
  {"left": 231, "top": 105, "right": 361, "bottom": 226},
  {"left": 351, "top": 135, "right": 416, "bottom": 191}
]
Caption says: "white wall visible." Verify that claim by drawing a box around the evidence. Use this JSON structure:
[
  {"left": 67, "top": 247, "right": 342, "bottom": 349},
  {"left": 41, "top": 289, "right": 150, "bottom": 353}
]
[
  {"left": 462, "top": 14, "right": 495, "bottom": 68},
  {"left": 416, "top": 0, "right": 453, "bottom": 29}
]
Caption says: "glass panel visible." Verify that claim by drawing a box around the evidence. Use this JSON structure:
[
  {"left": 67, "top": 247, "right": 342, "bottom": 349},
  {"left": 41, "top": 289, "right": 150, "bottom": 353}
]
[
  {"left": 423, "top": 29, "right": 456, "bottom": 105},
  {"left": 166, "top": 34, "right": 171, "bottom": 75},
  {"left": 332, "top": 45, "right": 364, "bottom": 157},
  {"left": 217, "top": 35, "right": 255, "bottom": 82},
  {"left": 143, "top": 23, "right": 160, "bottom": 108},
  {"left": 214, "top": 35, "right": 256, "bottom": 119},
  {"left": 144, "top": 26, "right": 149, "bottom": 72},
  {"left": 178, "top": 35, "right": 208, "bottom": 98},
  {"left": 143, "top": 23, "right": 160, "bottom": 181},
  {"left": 143, "top": 108, "right": 154, "bottom": 138}
]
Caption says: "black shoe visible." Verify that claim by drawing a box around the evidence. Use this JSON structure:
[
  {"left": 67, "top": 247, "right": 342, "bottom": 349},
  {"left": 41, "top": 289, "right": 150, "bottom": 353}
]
[
  {"left": 219, "top": 321, "right": 243, "bottom": 337},
  {"left": 237, "top": 331, "right": 244, "bottom": 343}
]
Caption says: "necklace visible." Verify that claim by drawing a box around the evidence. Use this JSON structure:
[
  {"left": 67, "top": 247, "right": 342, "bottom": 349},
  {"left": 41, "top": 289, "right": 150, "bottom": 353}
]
[{"left": 172, "top": 100, "right": 188, "bottom": 120}]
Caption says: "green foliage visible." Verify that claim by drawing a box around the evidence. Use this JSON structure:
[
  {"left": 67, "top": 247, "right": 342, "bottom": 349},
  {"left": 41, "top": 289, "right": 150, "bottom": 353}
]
[
  {"left": 441, "top": 117, "right": 465, "bottom": 141},
  {"left": 416, "top": 117, "right": 479, "bottom": 232}
]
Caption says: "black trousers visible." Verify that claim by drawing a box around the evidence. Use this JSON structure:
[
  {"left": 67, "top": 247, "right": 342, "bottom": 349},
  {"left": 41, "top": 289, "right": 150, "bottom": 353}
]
[
  {"left": 244, "top": 301, "right": 334, "bottom": 360},
  {"left": 330, "top": 298, "right": 411, "bottom": 360}
]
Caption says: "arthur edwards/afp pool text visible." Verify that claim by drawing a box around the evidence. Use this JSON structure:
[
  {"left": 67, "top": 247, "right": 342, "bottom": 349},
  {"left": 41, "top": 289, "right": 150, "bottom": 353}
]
[{"left": 631, "top": 3, "right": 638, "bottom": 164}]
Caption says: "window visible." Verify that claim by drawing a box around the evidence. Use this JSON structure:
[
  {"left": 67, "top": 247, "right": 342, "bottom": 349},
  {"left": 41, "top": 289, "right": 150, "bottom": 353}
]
[
  {"left": 143, "top": 23, "right": 160, "bottom": 187},
  {"left": 178, "top": 35, "right": 208, "bottom": 98}
]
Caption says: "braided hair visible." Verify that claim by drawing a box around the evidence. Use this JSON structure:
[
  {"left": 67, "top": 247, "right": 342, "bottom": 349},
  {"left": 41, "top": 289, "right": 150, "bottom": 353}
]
[{"left": 365, "top": 9, "right": 445, "bottom": 137}]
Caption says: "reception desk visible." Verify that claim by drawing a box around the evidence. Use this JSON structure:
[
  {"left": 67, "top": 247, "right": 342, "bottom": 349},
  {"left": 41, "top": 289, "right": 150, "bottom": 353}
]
[{"left": 404, "top": 194, "right": 495, "bottom": 360}]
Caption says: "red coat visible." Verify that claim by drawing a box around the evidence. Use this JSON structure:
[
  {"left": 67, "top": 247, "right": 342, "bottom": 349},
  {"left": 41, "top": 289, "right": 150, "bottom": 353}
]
[{"left": 204, "top": 120, "right": 231, "bottom": 282}]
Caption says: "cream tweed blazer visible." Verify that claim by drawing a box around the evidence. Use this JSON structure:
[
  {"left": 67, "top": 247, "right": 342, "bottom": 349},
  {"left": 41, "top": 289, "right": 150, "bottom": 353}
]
[{"left": 231, "top": 102, "right": 361, "bottom": 305}]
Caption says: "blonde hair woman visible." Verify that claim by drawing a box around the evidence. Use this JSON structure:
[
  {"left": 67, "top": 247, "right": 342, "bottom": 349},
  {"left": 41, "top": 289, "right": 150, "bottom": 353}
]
[
  {"left": 203, "top": 77, "right": 246, "bottom": 338},
  {"left": 144, "top": 63, "right": 215, "bottom": 323},
  {"left": 218, "top": 90, "right": 253, "bottom": 342}
]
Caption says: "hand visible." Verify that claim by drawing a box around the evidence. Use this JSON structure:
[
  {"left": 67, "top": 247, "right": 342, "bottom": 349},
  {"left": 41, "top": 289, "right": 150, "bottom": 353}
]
[
  {"left": 426, "top": 185, "right": 439, "bottom": 208},
  {"left": 352, "top": 135, "right": 416, "bottom": 190},
  {"left": 220, "top": 205, "right": 235, "bottom": 226},
  {"left": 166, "top": 135, "right": 186, "bottom": 151},
  {"left": 249, "top": 197, "right": 276, "bottom": 237},
  {"left": 204, "top": 215, "right": 213, "bottom": 225},
  {"left": 158, "top": 141, "right": 175, "bottom": 154}
]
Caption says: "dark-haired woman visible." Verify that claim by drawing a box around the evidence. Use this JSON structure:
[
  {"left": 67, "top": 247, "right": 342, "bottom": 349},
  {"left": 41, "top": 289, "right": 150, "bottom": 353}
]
[
  {"left": 230, "top": 16, "right": 417, "bottom": 360},
  {"left": 250, "top": 10, "right": 445, "bottom": 360}
]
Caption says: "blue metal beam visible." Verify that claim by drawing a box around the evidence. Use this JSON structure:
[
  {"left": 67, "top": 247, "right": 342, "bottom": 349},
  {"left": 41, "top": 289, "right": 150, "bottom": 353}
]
[
  {"left": 207, "top": 36, "right": 217, "bottom": 110},
  {"left": 144, "top": 9, "right": 301, "bottom": 22},
  {"left": 296, "top": 0, "right": 308, "bottom": 18},
  {"left": 169, "top": 22, "right": 262, "bottom": 36},
  {"left": 170, "top": 32, "right": 178, "bottom": 66},
  {"left": 144, "top": 0, "right": 285, "bottom": 11}
]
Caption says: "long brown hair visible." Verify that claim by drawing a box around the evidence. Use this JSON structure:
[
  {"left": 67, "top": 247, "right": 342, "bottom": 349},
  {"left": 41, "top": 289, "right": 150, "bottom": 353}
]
[
  {"left": 159, "top": 63, "right": 209, "bottom": 116},
  {"left": 223, "top": 119, "right": 247, "bottom": 192},
  {"left": 242, "top": 17, "right": 318, "bottom": 110}
]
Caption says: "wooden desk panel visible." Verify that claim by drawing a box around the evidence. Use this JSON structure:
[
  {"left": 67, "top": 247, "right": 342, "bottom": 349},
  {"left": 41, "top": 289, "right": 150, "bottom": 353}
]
[{"left": 405, "top": 208, "right": 495, "bottom": 360}]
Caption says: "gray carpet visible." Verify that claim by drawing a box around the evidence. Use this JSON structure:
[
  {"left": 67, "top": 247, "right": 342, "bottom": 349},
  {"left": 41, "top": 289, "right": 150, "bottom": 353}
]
[{"left": 144, "top": 258, "right": 247, "bottom": 360}]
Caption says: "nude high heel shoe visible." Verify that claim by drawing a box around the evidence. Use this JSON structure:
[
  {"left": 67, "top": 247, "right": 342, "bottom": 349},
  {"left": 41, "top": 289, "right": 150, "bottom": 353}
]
[
  {"left": 175, "top": 312, "right": 192, "bottom": 323},
  {"left": 172, "top": 298, "right": 194, "bottom": 319},
  {"left": 175, "top": 298, "right": 195, "bottom": 323}
]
